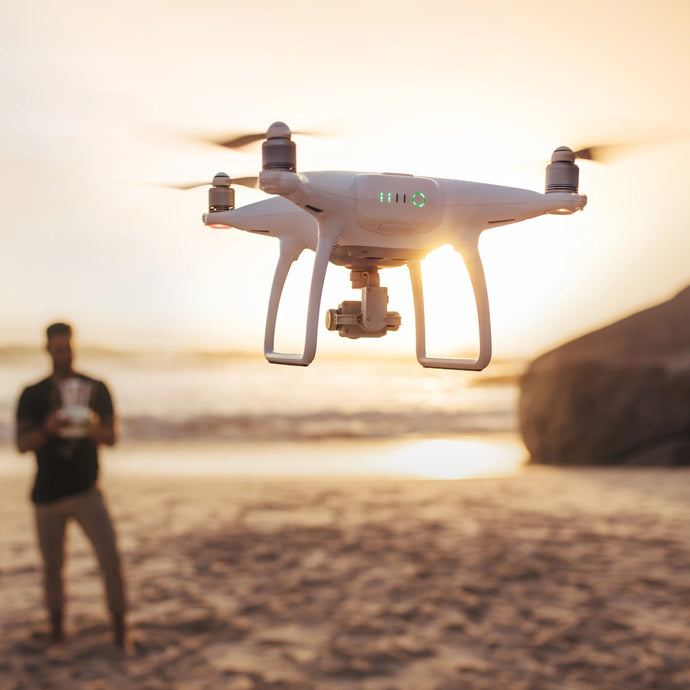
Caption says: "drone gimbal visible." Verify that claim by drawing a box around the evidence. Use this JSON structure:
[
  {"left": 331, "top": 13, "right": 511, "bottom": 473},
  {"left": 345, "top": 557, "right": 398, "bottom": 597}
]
[{"left": 325, "top": 269, "right": 401, "bottom": 339}]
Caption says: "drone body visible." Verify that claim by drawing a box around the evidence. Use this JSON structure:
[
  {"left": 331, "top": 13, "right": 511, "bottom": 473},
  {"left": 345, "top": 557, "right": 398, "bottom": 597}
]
[{"left": 201, "top": 123, "right": 587, "bottom": 370}]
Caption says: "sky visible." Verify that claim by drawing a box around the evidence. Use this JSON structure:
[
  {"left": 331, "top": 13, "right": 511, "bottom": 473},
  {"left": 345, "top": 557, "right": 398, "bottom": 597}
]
[{"left": 2, "top": 0, "right": 689, "bottom": 360}]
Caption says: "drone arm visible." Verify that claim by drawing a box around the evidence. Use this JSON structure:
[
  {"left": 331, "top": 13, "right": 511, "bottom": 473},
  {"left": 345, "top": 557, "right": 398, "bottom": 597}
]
[
  {"left": 264, "top": 221, "right": 341, "bottom": 366},
  {"left": 408, "top": 242, "right": 492, "bottom": 371}
]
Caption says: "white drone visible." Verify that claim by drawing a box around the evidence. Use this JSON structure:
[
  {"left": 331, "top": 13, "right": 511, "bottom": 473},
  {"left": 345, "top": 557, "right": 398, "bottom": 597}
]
[{"left": 187, "top": 121, "right": 590, "bottom": 370}]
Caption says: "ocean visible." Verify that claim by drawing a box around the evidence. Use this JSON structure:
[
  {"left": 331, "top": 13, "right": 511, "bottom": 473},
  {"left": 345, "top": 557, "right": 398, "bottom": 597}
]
[{"left": 0, "top": 348, "right": 526, "bottom": 478}]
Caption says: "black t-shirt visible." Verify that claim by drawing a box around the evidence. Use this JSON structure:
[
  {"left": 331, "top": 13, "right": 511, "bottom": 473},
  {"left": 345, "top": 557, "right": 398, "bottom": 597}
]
[{"left": 16, "top": 374, "right": 114, "bottom": 504}]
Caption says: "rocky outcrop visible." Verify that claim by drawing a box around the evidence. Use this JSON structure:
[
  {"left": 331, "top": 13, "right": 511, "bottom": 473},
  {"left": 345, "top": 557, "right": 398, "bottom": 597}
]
[{"left": 519, "top": 285, "right": 690, "bottom": 465}]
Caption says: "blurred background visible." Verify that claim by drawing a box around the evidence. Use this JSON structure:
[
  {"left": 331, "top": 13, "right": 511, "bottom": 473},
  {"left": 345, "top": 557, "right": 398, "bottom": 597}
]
[
  {"left": 2, "top": 0, "right": 689, "bottom": 472},
  {"left": 2, "top": 0, "right": 689, "bottom": 355}
]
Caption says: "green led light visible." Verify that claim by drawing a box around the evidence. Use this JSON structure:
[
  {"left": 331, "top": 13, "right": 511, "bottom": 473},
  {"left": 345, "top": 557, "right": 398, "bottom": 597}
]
[
  {"left": 379, "top": 192, "right": 384, "bottom": 202},
  {"left": 412, "top": 192, "right": 426, "bottom": 208},
  {"left": 387, "top": 192, "right": 392, "bottom": 203}
]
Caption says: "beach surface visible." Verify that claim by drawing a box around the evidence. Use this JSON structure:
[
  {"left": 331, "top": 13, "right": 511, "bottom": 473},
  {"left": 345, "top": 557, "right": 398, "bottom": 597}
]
[{"left": 1, "top": 446, "right": 689, "bottom": 690}]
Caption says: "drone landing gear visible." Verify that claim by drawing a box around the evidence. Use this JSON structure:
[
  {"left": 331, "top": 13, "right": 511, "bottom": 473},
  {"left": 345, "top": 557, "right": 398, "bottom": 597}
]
[
  {"left": 407, "top": 243, "right": 492, "bottom": 371},
  {"left": 325, "top": 269, "right": 401, "bottom": 339}
]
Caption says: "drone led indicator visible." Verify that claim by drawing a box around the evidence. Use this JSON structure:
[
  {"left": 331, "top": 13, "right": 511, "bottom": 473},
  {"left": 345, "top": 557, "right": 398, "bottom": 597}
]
[{"left": 376, "top": 190, "right": 426, "bottom": 207}]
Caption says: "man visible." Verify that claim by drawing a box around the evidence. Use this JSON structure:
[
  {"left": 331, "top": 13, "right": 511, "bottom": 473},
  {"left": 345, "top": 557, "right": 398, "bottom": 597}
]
[{"left": 15, "top": 322, "right": 128, "bottom": 648}]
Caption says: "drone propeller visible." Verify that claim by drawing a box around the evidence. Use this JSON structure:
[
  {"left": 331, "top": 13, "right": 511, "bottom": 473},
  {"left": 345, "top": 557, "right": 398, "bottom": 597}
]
[
  {"left": 571, "top": 125, "right": 688, "bottom": 163},
  {"left": 571, "top": 142, "right": 644, "bottom": 164},
  {"left": 203, "top": 124, "right": 326, "bottom": 150},
  {"left": 162, "top": 175, "right": 259, "bottom": 190},
  {"left": 211, "top": 132, "right": 267, "bottom": 149}
]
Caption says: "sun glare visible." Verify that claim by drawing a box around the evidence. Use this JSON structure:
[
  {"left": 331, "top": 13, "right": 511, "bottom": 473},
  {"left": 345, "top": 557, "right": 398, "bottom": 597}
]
[
  {"left": 419, "top": 245, "right": 480, "bottom": 357},
  {"left": 375, "top": 438, "right": 525, "bottom": 480}
]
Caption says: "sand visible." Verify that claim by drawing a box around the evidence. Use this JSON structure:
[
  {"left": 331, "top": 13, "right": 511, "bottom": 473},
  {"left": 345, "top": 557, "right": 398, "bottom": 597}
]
[{"left": 1, "top": 461, "right": 689, "bottom": 689}]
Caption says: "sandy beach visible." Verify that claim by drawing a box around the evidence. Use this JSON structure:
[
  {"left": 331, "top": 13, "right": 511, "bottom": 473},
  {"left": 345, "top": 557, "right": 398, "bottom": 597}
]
[{"left": 1, "top": 454, "right": 689, "bottom": 689}]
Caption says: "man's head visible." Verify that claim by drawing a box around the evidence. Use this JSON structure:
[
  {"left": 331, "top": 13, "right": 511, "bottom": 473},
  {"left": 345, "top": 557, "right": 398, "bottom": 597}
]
[{"left": 46, "top": 322, "right": 74, "bottom": 375}]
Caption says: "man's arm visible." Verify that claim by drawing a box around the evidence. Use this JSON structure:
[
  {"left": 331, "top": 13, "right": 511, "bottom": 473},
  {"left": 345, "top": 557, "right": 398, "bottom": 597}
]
[
  {"left": 16, "top": 410, "right": 63, "bottom": 453},
  {"left": 90, "top": 380, "right": 117, "bottom": 447},
  {"left": 90, "top": 413, "right": 117, "bottom": 446}
]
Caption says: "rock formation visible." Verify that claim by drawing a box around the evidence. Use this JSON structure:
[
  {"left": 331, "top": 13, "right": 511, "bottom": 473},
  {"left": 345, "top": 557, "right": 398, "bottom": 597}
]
[{"left": 519, "top": 284, "right": 690, "bottom": 465}]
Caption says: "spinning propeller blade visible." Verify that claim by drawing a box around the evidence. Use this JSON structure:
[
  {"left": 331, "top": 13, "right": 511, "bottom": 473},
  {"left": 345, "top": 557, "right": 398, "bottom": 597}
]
[
  {"left": 572, "top": 127, "right": 687, "bottom": 163},
  {"left": 212, "top": 132, "right": 266, "bottom": 149},
  {"left": 573, "top": 142, "right": 643, "bottom": 163},
  {"left": 205, "top": 128, "right": 325, "bottom": 150},
  {"left": 163, "top": 176, "right": 259, "bottom": 190}
]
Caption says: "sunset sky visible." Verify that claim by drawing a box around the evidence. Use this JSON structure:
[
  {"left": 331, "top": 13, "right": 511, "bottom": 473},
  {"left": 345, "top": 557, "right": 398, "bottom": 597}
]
[{"left": 2, "top": 0, "right": 689, "bottom": 360}]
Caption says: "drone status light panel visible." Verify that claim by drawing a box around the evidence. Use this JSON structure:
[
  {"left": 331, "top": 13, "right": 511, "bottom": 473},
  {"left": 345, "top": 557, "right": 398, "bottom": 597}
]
[{"left": 355, "top": 174, "right": 443, "bottom": 234}]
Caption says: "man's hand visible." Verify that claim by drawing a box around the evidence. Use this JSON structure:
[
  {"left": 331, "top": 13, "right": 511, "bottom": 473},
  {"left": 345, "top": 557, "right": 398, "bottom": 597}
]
[
  {"left": 43, "top": 410, "right": 68, "bottom": 436},
  {"left": 88, "top": 413, "right": 116, "bottom": 446},
  {"left": 16, "top": 410, "right": 66, "bottom": 453}
]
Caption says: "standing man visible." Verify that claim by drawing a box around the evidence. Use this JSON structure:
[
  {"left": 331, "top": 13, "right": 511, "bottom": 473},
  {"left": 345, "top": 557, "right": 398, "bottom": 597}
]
[{"left": 15, "top": 322, "right": 128, "bottom": 648}]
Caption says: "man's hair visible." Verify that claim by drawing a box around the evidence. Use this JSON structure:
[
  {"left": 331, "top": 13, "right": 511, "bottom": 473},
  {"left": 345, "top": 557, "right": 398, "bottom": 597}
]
[{"left": 46, "top": 322, "right": 73, "bottom": 341}]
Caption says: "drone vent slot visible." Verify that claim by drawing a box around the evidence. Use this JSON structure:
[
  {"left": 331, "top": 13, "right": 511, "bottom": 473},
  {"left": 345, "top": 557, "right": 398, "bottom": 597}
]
[{"left": 305, "top": 204, "right": 323, "bottom": 213}]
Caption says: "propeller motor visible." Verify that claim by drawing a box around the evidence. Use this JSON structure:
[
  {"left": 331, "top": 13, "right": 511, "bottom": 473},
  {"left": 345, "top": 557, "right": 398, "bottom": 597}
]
[
  {"left": 208, "top": 172, "right": 235, "bottom": 212},
  {"left": 262, "top": 121, "right": 297, "bottom": 172},
  {"left": 545, "top": 146, "right": 579, "bottom": 194}
]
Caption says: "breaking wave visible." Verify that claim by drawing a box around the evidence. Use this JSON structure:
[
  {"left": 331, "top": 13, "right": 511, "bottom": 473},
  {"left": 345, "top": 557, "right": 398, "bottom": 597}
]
[
  {"left": 118, "top": 407, "right": 516, "bottom": 442},
  {"left": 0, "top": 408, "right": 515, "bottom": 444}
]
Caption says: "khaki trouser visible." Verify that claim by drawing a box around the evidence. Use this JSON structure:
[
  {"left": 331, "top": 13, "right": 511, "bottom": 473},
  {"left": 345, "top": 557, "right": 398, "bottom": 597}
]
[{"left": 34, "top": 485, "right": 126, "bottom": 616}]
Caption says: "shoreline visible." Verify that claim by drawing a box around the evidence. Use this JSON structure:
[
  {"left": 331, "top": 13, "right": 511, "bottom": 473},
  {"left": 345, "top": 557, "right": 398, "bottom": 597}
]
[{"left": 0, "top": 434, "right": 527, "bottom": 480}]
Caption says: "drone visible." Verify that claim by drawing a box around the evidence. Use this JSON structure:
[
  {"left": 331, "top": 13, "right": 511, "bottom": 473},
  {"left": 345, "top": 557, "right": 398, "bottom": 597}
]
[{"left": 187, "top": 121, "right": 591, "bottom": 370}]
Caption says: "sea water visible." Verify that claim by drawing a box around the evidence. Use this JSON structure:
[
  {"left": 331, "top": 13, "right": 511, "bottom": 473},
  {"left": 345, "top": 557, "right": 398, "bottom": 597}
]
[{"left": 0, "top": 349, "right": 526, "bottom": 477}]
